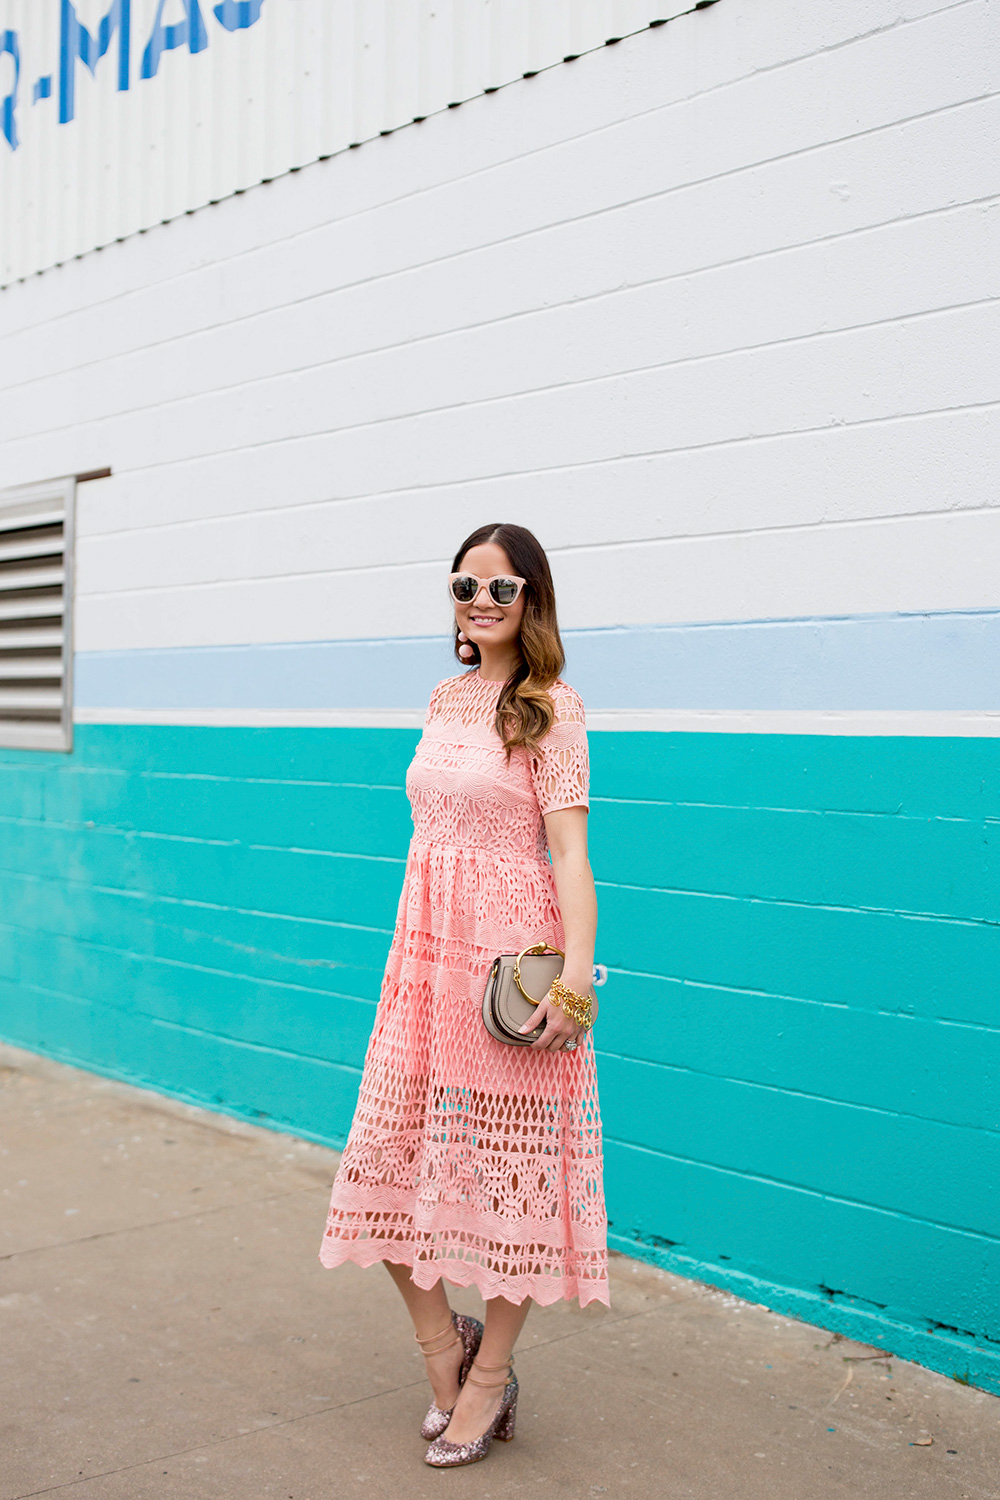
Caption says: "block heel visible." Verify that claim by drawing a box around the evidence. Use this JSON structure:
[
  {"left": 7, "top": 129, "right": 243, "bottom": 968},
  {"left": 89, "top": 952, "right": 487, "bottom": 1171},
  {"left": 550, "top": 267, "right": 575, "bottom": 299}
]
[
  {"left": 423, "top": 1360, "right": 519, "bottom": 1467},
  {"left": 494, "top": 1391, "right": 517, "bottom": 1441}
]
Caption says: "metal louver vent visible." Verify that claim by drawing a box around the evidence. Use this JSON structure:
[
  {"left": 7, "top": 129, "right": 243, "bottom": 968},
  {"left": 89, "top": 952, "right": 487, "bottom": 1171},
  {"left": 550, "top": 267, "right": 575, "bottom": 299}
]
[{"left": 0, "top": 478, "right": 76, "bottom": 752}]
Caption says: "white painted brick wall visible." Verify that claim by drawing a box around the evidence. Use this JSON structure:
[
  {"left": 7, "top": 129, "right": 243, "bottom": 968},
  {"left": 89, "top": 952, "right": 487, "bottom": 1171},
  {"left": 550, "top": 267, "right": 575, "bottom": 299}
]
[{"left": 0, "top": 0, "right": 997, "bottom": 651}]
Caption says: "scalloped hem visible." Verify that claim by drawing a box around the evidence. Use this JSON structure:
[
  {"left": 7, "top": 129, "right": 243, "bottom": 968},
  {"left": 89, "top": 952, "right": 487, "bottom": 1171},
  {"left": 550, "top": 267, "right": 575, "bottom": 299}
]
[{"left": 318, "top": 1238, "right": 611, "bottom": 1309}]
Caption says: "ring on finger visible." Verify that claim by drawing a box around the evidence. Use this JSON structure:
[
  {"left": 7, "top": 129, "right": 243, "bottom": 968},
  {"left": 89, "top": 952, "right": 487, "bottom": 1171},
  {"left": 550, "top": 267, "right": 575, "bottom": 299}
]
[{"left": 562, "top": 1038, "right": 578, "bottom": 1052}]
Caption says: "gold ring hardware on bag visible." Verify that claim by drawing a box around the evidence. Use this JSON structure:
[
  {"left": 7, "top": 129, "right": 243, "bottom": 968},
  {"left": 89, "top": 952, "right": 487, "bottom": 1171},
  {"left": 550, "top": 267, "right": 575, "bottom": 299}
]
[
  {"left": 481, "top": 944, "right": 566, "bottom": 1047},
  {"left": 513, "top": 942, "right": 565, "bottom": 1005}
]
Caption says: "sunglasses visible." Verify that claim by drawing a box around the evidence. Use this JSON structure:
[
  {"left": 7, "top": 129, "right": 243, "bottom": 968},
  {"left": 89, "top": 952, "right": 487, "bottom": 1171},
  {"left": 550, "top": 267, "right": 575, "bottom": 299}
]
[{"left": 448, "top": 572, "right": 526, "bottom": 607}]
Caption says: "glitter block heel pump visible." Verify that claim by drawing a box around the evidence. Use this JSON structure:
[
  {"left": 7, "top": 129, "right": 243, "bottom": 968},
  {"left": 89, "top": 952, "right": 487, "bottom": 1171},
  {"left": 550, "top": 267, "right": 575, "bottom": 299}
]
[
  {"left": 416, "top": 1312, "right": 484, "bottom": 1441},
  {"left": 493, "top": 1385, "right": 517, "bottom": 1442},
  {"left": 423, "top": 1359, "right": 518, "bottom": 1468}
]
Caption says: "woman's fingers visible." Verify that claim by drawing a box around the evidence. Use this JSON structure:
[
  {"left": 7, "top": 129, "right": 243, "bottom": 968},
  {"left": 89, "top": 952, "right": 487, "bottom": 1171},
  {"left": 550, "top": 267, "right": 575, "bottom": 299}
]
[
  {"left": 520, "top": 1000, "right": 576, "bottom": 1051},
  {"left": 530, "top": 1017, "right": 567, "bottom": 1050},
  {"left": 518, "top": 998, "right": 556, "bottom": 1038},
  {"left": 517, "top": 995, "right": 583, "bottom": 1052}
]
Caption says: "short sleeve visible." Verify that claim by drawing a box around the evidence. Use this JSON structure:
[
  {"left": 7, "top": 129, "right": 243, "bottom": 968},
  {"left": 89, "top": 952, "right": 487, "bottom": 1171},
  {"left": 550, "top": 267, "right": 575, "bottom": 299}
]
[{"left": 530, "top": 683, "right": 590, "bottom": 815}]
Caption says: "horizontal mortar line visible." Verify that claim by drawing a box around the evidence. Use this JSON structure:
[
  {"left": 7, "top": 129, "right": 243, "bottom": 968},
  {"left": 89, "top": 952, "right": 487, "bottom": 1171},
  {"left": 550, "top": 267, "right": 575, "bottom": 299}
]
[
  {"left": 0, "top": 907, "right": 383, "bottom": 964},
  {"left": 0, "top": 914, "right": 381, "bottom": 987},
  {"left": 5, "top": 34, "right": 987, "bottom": 341},
  {"left": 0, "top": 816, "right": 407, "bottom": 865},
  {"left": 0, "top": 817, "right": 232, "bottom": 850},
  {"left": 0, "top": 918, "right": 380, "bottom": 1001},
  {"left": 0, "top": 855, "right": 988, "bottom": 929},
  {"left": 590, "top": 798, "right": 987, "bottom": 824},
  {"left": 595, "top": 1047, "right": 1000, "bottom": 1136},
  {"left": 603, "top": 1230, "right": 1000, "bottom": 1348},
  {"left": 695, "top": 0, "right": 980, "bottom": 79},
  {"left": 604, "top": 1134, "right": 1000, "bottom": 1245},
  {"left": 12, "top": 952, "right": 995, "bottom": 1051},
  {"left": 0, "top": 1186, "right": 315, "bottom": 1265},
  {"left": 0, "top": 975, "right": 107, "bottom": 1012},
  {"left": 75, "top": 507, "right": 1000, "bottom": 598},
  {"left": 592, "top": 877, "right": 998, "bottom": 927},
  {"left": 138, "top": 774, "right": 407, "bottom": 791},
  {"left": 69, "top": 392, "right": 1000, "bottom": 487},
  {"left": 76, "top": 494, "right": 1000, "bottom": 561},
  {"left": 603, "top": 967, "right": 1000, "bottom": 1033},
  {"left": 549, "top": 512, "right": 1000, "bottom": 556},
  {"left": 9, "top": 202, "right": 1000, "bottom": 426},
  {"left": 0, "top": 917, "right": 389, "bottom": 975},
  {"left": 0, "top": 969, "right": 375, "bottom": 1024},
  {"left": 54, "top": 769, "right": 408, "bottom": 793},
  {"left": 249, "top": 840, "right": 404, "bottom": 864},
  {"left": 0, "top": 868, "right": 395, "bottom": 936},
  {"left": 11, "top": 189, "right": 1000, "bottom": 411},
  {"left": 144, "top": 1013, "right": 366, "bottom": 1074},
  {"left": 78, "top": 415, "right": 1000, "bottom": 546},
  {"left": 15, "top": 258, "right": 1000, "bottom": 443},
  {"left": 18, "top": 290, "right": 1000, "bottom": 452},
  {"left": 6, "top": 1311, "right": 635, "bottom": 1499},
  {"left": 0, "top": 978, "right": 369, "bottom": 1076},
  {"left": 24, "top": 788, "right": 980, "bottom": 827}
]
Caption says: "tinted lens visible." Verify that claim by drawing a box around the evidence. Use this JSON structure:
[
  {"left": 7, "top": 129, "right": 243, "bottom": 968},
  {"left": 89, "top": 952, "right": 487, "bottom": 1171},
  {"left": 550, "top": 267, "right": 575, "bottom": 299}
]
[
  {"left": 489, "top": 577, "right": 521, "bottom": 605},
  {"left": 450, "top": 575, "right": 478, "bottom": 602}
]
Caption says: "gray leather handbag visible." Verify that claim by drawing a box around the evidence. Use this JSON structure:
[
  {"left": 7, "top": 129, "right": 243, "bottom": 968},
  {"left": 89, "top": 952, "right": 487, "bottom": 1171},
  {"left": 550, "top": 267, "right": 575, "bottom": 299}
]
[{"left": 481, "top": 942, "right": 564, "bottom": 1046}]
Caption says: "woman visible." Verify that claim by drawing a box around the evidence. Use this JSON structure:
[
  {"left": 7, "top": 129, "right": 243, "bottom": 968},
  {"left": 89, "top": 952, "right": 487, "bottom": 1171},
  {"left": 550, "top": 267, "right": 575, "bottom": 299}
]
[{"left": 319, "top": 522, "right": 608, "bottom": 1468}]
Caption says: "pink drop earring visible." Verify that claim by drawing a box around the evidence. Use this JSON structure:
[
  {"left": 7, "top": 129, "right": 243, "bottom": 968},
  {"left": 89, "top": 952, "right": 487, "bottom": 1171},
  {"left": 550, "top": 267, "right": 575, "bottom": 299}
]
[{"left": 457, "top": 631, "right": 475, "bottom": 661}]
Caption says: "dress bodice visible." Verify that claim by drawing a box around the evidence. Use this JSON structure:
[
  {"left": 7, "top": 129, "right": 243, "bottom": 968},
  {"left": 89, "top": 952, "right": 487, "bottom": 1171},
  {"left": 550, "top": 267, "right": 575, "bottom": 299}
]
[{"left": 405, "top": 670, "right": 590, "bottom": 860}]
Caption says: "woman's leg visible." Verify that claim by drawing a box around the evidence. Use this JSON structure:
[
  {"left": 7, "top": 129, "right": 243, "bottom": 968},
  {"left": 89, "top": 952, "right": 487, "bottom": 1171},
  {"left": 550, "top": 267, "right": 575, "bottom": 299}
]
[
  {"left": 383, "top": 1262, "right": 466, "bottom": 1411},
  {"left": 439, "top": 1294, "right": 531, "bottom": 1444}
]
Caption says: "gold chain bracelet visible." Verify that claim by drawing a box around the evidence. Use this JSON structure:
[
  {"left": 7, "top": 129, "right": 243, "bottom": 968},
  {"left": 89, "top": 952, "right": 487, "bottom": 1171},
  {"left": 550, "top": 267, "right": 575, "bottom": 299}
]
[{"left": 549, "top": 975, "right": 594, "bottom": 1031}]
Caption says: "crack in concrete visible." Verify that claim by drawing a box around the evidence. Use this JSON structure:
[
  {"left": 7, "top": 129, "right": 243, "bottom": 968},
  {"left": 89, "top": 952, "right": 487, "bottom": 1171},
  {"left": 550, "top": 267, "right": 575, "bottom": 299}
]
[
  {"left": 0, "top": 1187, "right": 319, "bottom": 1262},
  {"left": 7, "top": 1319, "right": 629, "bottom": 1498}
]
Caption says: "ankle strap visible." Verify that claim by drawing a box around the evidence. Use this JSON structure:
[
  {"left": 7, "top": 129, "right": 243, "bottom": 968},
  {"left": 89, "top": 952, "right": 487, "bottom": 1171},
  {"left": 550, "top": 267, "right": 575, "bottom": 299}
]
[
  {"left": 465, "top": 1355, "right": 513, "bottom": 1388},
  {"left": 414, "top": 1317, "right": 458, "bottom": 1353}
]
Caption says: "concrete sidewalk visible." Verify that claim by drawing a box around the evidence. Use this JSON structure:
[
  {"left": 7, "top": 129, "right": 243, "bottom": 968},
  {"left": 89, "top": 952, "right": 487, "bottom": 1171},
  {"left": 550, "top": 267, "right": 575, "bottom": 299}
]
[{"left": 2, "top": 1042, "right": 997, "bottom": 1500}]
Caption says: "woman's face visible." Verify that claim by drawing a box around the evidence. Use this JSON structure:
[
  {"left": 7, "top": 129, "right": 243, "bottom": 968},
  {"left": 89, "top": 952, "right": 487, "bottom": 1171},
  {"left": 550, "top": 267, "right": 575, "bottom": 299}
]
[{"left": 453, "top": 542, "right": 526, "bottom": 657}]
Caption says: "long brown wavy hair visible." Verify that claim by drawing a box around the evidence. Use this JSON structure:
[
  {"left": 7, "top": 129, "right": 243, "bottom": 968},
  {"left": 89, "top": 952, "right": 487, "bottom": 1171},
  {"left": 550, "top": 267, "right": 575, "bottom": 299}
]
[{"left": 451, "top": 523, "right": 565, "bottom": 757}]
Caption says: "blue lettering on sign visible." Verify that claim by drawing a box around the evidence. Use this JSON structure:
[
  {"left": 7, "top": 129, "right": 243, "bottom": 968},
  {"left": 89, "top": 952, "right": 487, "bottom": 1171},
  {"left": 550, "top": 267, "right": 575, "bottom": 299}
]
[
  {"left": 1, "top": 0, "right": 266, "bottom": 149},
  {"left": 214, "top": 0, "right": 265, "bottom": 30},
  {"left": 59, "top": 0, "right": 131, "bottom": 125},
  {"left": 141, "top": 0, "right": 208, "bottom": 80},
  {"left": 1, "top": 29, "right": 19, "bottom": 149}
]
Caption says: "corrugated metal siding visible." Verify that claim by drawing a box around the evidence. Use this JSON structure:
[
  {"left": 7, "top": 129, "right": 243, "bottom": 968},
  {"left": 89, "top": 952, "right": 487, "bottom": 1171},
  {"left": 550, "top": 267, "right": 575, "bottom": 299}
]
[{"left": 0, "top": 0, "right": 697, "bottom": 285}]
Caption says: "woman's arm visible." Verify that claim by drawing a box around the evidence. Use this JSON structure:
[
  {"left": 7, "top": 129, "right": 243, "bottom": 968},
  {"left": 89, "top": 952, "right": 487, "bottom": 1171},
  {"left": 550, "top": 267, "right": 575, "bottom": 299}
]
[{"left": 520, "top": 805, "right": 599, "bottom": 1052}]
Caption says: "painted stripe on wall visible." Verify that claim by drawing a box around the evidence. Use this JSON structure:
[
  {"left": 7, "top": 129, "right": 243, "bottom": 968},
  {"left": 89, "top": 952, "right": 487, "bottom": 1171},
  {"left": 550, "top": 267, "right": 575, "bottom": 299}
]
[
  {"left": 72, "top": 611, "right": 1000, "bottom": 715},
  {"left": 71, "top": 707, "right": 1000, "bottom": 736}
]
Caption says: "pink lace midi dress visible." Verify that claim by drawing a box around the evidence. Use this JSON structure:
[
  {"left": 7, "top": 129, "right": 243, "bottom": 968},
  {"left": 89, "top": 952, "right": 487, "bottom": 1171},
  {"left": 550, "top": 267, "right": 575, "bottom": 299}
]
[{"left": 319, "top": 668, "right": 609, "bottom": 1308}]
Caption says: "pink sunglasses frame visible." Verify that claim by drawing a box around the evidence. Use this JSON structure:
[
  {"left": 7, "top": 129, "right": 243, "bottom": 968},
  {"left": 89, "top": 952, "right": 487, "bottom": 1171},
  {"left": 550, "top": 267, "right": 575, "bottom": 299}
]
[{"left": 448, "top": 572, "right": 527, "bottom": 607}]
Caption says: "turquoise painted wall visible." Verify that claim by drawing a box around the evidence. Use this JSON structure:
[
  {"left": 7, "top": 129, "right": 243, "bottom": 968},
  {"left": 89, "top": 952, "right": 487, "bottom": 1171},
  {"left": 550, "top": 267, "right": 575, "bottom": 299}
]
[{"left": 1, "top": 726, "right": 998, "bottom": 1391}]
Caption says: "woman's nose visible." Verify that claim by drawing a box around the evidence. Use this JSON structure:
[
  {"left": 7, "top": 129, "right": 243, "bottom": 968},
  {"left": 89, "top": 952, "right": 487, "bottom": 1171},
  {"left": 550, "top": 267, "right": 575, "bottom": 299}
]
[{"left": 472, "top": 584, "right": 492, "bottom": 610}]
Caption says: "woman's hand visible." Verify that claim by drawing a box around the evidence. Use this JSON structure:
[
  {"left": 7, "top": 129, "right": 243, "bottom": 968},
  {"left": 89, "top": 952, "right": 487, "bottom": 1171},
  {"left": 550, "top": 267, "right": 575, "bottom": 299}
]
[{"left": 518, "top": 976, "right": 599, "bottom": 1052}]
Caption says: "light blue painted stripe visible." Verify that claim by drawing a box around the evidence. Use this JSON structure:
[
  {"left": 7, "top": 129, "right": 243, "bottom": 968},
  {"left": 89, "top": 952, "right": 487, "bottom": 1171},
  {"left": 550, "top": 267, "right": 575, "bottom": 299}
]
[{"left": 74, "top": 610, "right": 1000, "bottom": 712}]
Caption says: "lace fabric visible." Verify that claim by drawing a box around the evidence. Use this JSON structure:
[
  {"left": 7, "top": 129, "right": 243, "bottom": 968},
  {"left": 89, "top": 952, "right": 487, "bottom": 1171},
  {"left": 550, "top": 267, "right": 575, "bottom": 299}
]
[{"left": 320, "top": 669, "right": 609, "bottom": 1307}]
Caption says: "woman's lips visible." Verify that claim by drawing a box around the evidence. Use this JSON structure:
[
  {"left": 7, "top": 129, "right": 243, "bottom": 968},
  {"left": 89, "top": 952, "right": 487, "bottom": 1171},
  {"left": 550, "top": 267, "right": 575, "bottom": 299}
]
[{"left": 469, "top": 616, "right": 502, "bottom": 626}]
